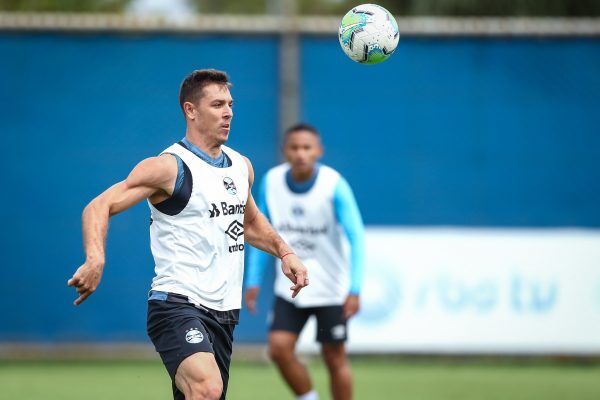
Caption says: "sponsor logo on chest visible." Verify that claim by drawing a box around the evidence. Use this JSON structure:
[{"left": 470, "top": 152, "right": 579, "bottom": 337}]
[{"left": 209, "top": 201, "right": 246, "bottom": 218}]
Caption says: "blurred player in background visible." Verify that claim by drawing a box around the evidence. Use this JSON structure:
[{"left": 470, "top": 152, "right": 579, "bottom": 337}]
[
  {"left": 245, "top": 123, "right": 365, "bottom": 400},
  {"left": 67, "top": 69, "right": 309, "bottom": 400}
]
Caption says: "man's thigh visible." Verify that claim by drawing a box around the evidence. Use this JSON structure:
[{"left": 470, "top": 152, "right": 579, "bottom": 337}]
[
  {"left": 147, "top": 300, "right": 234, "bottom": 399},
  {"left": 147, "top": 301, "right": 214, "bottom": 376},
  {"left": 175, "top": 352, "right": 222, "bottom": 397},
  {"left": 269, "top": 296, "right": 311, "bottom": 335}
]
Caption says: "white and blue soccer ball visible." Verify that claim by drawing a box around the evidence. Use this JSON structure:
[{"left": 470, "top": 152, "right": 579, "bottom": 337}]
[{"left": 338, "top": 4, "right": 399, "bottom": 65}]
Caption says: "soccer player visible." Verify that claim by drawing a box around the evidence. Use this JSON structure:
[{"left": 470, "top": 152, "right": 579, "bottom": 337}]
[
  {"left": 244, "top": 123, "right": 365, "bottom": 400},
  {"left": 67, "top": 69, "right": 309, "bottom": 400}
]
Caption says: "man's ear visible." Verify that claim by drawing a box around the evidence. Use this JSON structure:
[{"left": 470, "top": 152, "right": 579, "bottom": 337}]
[{"left": 183, "top": 102, "right": 196, "bottom": 120}]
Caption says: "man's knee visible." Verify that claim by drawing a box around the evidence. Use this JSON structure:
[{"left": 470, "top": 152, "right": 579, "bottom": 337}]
[
  {"left": 268, "top": 332, "right": 296, "bottom": 363},
  {"left": 186, "top": 378, "right": 223, "bottom": 400},
  {"left": 268, "top": 339, "right": 291, "bottom": 362},
  {"left": 321, "top": 344, "right": 348, "bottom": 368},
  {"left": 175, "top": 352, "right": 223, "bottom": 400}
]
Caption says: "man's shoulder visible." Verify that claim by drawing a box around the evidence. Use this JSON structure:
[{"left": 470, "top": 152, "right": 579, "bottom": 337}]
[
  {"left": 317, "top": 164, "right": 342, "bottom": 186},
  {"left": 259, "top": 164, "right": 289, "bottom": 192},
  {"left": 128, "top": 153, "right": 178, "bottom": 190}
]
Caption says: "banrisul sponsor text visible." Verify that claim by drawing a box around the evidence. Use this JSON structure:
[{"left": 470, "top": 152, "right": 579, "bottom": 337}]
[{"left": 209, "top": 202, "right": 246, "bottom": 218}]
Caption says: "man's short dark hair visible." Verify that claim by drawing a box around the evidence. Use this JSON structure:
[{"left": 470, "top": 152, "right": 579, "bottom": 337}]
[
  {"left": 285, "top": 123, "right": 320, "bottom": 139},
  {"left": 179, "top": 69, "right": 231, "bottom": 111}
]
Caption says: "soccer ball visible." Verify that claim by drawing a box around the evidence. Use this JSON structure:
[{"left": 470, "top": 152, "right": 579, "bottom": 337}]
[{"left": 338, "top": 4, "right": 399, "bottom": 65}]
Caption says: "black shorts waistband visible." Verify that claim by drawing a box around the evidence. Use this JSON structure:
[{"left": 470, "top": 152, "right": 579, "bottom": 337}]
[{"left": 148, "top": 291, "right": 240, "bottom": 325}]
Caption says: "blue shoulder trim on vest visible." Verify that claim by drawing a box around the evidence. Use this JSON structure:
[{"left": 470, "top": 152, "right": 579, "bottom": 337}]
[{"left": 178, "top": 139, "right": 232, "bottom": 168}]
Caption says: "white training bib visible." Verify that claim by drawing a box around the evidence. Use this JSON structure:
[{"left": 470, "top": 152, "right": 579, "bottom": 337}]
[
  {"left": 148, "top": 143, "right": 249, "bottom": 311},
  {"left": 266, "top": 164, "right": 350, "bottom": 307}
]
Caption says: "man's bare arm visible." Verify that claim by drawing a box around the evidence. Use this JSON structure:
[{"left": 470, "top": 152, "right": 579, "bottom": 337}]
[
  {"left": 67, "top": 155, "right": 178, "bottom": 306},
  {"left": 244, "top": 192, "right": 290, "bottom": 258},
  {"left": 242, "top": 157, "right": 309, "bottom": 298}
]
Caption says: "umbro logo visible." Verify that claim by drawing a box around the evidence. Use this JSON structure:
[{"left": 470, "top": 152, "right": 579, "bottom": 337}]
[{"left": 225, "top": 220, "right": 244, "bottom": 241}]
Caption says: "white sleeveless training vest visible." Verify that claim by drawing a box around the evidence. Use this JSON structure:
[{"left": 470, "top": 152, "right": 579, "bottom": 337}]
[
  {"left": 266, "top": 163, "right": 350, "bottom": 307},
  {"left": 148, "top": 143, "right": 249, "bottom": 311}
]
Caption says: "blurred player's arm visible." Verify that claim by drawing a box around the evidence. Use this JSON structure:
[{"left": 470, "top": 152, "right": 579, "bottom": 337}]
[
  {"left": 67, "top": 155, "right": 178, "bottom": 306},
  {"left": 244, "top": 177, "right": 272, "bottom": 313},
  {"left": 334, "top": 176, "right": 366, "bottom": 319},
  {"left": 243, "top": 157, "right": 308, "bottom": 299}
]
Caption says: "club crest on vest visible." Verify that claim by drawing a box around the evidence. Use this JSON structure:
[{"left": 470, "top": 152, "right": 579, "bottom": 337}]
[
  {"left": 292, "top": 205, "right": 304, "bottom": 216},
  {"left": 223, "top": 177, "right": 237, "bottom": 195}
]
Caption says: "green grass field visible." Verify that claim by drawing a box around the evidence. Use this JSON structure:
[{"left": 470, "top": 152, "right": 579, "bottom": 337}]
[{"left": 1, "top": 359, "right": 599, "bottom": 400}]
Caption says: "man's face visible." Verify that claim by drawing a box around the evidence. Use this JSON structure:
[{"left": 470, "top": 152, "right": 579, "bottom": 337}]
[
  {"left": 185, "top": 83, "right": 233, "bottom": 145},
  {"left": 284, "top": 130, "right": 323, "bottom": 175}
]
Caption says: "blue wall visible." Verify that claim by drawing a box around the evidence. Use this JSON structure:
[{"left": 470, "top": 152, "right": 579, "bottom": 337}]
[
  {"left": 0, "top": 33, "right": 279, "bottom": 341},
  {"left": 302, "top": 37, "right": 600, "bottom": 227},
  {"left": 0, "top": 33, "right": 599, "bottom": 342}
]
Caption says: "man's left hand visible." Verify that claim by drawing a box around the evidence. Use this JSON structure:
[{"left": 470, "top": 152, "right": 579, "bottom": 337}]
[{"left": 280, "top": 253, "right": 309, "bottom": 298}]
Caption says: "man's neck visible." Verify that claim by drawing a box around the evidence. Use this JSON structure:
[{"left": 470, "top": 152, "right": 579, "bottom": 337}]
[
  {"left": 185, "top": 130, "right": 222, "bottom": 159},
  {"left": 291, "top": 167, "right": 315, "bottom": 183}
]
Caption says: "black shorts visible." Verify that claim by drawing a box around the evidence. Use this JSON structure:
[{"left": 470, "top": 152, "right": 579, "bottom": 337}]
[
  {"left": 147, "top": 294, "right": 237, "bottom": 400},
  {"left": 270, "top": 296, "right": 347, "bottom": 343}
]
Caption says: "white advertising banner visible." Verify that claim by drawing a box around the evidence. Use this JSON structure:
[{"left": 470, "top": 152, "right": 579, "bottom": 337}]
[{"left": 297, "top": 228, "right": 600, "bottom": 354}]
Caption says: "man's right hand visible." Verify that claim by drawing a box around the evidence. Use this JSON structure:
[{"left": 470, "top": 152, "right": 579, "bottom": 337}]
[
  {"left": 67, "top": 259, "right": 104, "bottom": 306},
  {"left": 245, "top": 286, "right": 260, "bottom": 314}
]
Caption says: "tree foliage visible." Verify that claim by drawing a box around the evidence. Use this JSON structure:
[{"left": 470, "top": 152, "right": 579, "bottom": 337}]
[
  {"left": 0, "top": 0, "right": 129, "bottom": 12},
  {"left": 298, "top": 0, "right": 600, "bottom": 17}
]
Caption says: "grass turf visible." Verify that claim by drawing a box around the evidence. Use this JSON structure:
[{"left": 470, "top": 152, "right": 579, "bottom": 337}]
[{"left": 1, "top": 359, "right": 599, "bottom": 399}]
